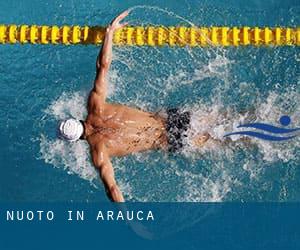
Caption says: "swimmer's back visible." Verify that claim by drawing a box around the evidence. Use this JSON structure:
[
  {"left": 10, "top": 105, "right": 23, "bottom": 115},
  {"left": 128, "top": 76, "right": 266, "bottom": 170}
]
[{"left": 86, "top": 102, "right": 168, "bottom": 157}]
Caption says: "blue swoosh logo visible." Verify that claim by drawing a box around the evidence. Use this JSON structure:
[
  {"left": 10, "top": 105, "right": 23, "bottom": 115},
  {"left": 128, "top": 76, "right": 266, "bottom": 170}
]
[
  {"left": 237, "top": 123, "right": 300, "bottom": 134},
  {"left": 224, "top": 116, "right": 299, "bottom": 142},
  {"left": 224, "top": 131, "right": 297, "bottom": 141}
]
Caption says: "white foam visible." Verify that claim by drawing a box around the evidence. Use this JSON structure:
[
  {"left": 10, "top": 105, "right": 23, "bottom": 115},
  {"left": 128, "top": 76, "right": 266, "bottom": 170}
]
[
  {"left": 175, "top": 163, "right": 233, "bottom": 202},
  {"left": 39, "top": 134, "right": 97, "bottom": 183},
  {"left": 38, "top": 72, "right": 300, "bottom": 202},
  {"left": 253, "top": 91, "right": 300, "bottom": 162},
  {"left": 181, "top": 89, "right": 300, "bottom": 162},
  {"left": 38, "top": 73, "right": 300, "bottom": 203},
  {"left": 39, "top": 92, "right": 98, "bottom": 185},
  {"left": 37, "top": 7, "right": 299, "bottom": 202},
  {"left": 45, "top": 91, "right": 87, "bottom": 120}
]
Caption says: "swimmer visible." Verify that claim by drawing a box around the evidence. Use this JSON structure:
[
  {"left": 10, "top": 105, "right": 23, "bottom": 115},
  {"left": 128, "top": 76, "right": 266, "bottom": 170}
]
[{"left": 58, "top": 11, "right": 210, "bottom": 202}]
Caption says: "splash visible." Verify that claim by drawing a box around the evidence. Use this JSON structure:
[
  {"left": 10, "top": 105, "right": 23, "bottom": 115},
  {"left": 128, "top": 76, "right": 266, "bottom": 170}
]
[
  {"left": 184, "top": 90, "right": 300, "bottom": 161},
  {"left": 39, "top": 88, "right": 300, "bottom": 202},
  {"left": 39, "top": 134, "right": 97, "bottom": 183},
  {"left": 39, "top": 92, "right": 98, "bottom": 185},
  {"left": 45, "top": 91, "right": 87, "bottom": 120},
  {"left": 176, "top": 165, "right": 234, "bottom": 202},
  {"left": 38, "top": 6, "right": 299, "bottom": 202}
]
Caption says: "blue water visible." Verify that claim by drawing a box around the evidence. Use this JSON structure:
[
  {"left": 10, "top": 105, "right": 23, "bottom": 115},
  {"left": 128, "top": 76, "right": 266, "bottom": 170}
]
[{"left": 0, "top": 0, "right": 299, "bottom": 202}]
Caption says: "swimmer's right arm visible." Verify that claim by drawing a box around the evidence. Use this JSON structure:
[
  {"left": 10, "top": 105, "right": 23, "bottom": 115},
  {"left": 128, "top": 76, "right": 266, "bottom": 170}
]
[
  {"left": 93, "top": 11, "right": 129, "bottom": 100},
  {"left": 92, "top": 143, "right": 125, "bottom": 202}
]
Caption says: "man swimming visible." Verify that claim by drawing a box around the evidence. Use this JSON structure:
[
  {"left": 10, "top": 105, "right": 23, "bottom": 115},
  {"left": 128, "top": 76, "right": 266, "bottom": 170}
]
[{"left": 58, "top": 11, "right": 210, "bottom": 202}]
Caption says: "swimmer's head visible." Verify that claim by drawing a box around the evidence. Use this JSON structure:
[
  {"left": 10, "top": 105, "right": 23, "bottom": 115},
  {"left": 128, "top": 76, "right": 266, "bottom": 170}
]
[{"left": 57, "top": 118, "right": 84, "bottom": 142}]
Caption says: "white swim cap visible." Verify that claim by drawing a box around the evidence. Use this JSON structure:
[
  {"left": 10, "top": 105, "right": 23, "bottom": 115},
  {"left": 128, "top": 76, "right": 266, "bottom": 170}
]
[{"left": 58, "top": 118, "right": 84, "bottom": 142}]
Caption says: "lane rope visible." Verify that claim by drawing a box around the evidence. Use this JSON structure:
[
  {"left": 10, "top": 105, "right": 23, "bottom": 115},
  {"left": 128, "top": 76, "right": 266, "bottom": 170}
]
[{"left": 0, "top": 25, "right": 299, "bottom": 46}]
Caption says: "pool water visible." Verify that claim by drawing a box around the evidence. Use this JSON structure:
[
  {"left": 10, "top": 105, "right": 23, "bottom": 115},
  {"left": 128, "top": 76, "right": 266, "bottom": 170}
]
[{"left": 0, "top": 0, "right": 299, "bottom": 202}]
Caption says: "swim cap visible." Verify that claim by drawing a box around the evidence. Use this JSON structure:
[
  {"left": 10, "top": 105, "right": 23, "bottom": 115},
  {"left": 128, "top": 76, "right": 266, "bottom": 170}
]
[{"left": 58, "top": 118, "right": 84, "bottom": 142}]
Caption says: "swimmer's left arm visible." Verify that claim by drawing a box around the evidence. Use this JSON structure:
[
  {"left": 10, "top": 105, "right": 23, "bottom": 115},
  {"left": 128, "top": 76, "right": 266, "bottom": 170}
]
[
  {"left": 92, "top": 143, "right": 125, "bottom": 202},
  {"left": 94, "top": 11, "right": 129, "bottom": 100}
]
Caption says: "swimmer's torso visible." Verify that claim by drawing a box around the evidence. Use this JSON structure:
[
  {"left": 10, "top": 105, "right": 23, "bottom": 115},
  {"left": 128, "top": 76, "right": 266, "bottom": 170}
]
[{"left": 85, "top": 92, "right": 167, "bottom": 156}]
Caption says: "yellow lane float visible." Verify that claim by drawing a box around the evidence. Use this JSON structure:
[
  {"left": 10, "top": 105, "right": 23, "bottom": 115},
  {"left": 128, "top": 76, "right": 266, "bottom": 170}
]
[{"left": 0, "top": 25, "right": 299, "bottom": 46}]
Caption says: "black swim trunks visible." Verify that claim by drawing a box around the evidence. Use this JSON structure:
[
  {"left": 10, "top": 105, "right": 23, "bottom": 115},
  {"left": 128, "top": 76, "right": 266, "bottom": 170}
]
[{"left": 166, "top": 108, "right": 191, "bottom": 153}]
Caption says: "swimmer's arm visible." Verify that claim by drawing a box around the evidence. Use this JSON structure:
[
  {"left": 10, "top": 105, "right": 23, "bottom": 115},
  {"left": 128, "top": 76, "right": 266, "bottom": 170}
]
[
  {"left": 94, "top": 11, "right": 129, "bottom": 99},
  {"left": 92, "top": 144, "right": 125, "bottom": 202}
]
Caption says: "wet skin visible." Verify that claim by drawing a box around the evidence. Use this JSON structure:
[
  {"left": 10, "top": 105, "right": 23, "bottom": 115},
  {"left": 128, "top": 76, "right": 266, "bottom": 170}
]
[
  {"left": 84, "top": 94, "right": 168, "bottom": 157},
  {"left": 79, "top": 11, "right": 163, "bottom": 203},
  {"left": 80, "top": 11, "right": 209, "bottom": 202}
]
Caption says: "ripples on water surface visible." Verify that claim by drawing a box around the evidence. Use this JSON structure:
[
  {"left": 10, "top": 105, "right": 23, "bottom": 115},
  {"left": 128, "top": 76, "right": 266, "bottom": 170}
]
[{"left": 0, "top": 1, "right": 299, "bottom": 201}]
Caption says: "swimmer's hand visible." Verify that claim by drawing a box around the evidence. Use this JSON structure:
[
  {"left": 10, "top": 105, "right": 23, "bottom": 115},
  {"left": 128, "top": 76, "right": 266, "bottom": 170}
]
[
  {"left": 107, "top": 10, "right": 129, "bottom": 33},
  {"left": 94, "top": 11, "right": 129, "bottom": 101}
]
